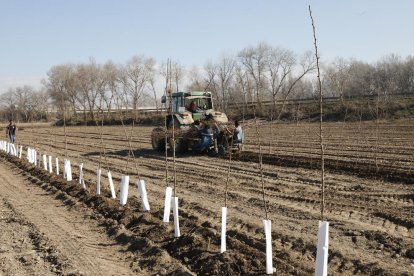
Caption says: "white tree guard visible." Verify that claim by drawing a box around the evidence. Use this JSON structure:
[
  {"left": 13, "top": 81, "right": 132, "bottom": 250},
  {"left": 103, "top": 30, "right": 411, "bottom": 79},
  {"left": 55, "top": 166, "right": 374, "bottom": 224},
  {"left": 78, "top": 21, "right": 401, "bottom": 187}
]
[
  {"left": 137, "top": 180, "right": 150, "bottom": 211},
  {"left": 221, "top": 207, "right": 227, "bottom": 253},
  {"left": 96, "top": 168, "right": 101, "bottom": 195},
  {"left": 19, "top": 145, "right": 22, "bottom": 158},
  {"left": 163, "top": 186, "right": 173, "bottom": 223},
  {"left": 119, "top": 176, "right": 129, "bottom": 206},
  {"left": 43, "top": 154, "right": 47, "bottom": 170},
  {"left": 55, "top": 157, "right": 59, "bottom": 175},
  {"left": 172, "top": 196, "right": 180, "bottom": 237},
  {"left": 27, "top": 148, "right": 31, "bottom": 163},
  {"left": 48, "top": 155, "right": 53, "bottom": 173},
  {"left": 65, "top": 160, "right": 72, "bottom": 181},
  {"left": 107, "top": 171, "right": 116, "bottom": 199},
  {"left": 10, "top": 144, "right": 17, "bottom": 156},
  {"left": 263, "top": 219, "right": 273, "bottom": 274},
  {"left": 79, "top": 163, "right": 85, "bottom": 188},
  {"left": 315, "top": 221, "right": 329, "bottom": 276}
]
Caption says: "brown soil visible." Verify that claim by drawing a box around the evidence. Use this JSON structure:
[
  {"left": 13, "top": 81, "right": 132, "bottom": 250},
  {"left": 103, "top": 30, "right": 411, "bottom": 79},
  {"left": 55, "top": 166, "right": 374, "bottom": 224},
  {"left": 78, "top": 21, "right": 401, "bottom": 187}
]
[{"left": 2, "top": 119, "right": 413, "bottom": 275}]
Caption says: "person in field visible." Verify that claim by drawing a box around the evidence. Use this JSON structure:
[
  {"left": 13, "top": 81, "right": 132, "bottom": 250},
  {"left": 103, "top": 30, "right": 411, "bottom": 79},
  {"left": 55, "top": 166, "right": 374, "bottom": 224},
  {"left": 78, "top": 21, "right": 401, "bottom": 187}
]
[
  {"left": 233, "top": 120, "right": 243, "bottom": 143},
  {"left": 193, "top": 121, "right": 215, "bottom": 153},
  {"left": 6, "top": 119, "right": 17, "bottom": 143},
  {"left": 188, "top": 101, "right": 202, "bottom": 113}
]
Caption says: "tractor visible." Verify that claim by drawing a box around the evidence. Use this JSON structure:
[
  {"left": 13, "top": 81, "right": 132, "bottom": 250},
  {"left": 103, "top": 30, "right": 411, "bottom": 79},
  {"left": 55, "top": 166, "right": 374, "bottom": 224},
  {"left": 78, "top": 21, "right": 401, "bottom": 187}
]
[{"left": 151, "top": 91, "right": 242, "bottom": 154}]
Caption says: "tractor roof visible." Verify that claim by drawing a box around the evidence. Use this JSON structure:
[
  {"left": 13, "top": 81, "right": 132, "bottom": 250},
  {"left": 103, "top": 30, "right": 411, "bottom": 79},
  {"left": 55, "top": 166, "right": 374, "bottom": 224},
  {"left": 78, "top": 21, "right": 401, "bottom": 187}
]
[{"left": 172, "top": 91, "right": 212, "bottom": 97}]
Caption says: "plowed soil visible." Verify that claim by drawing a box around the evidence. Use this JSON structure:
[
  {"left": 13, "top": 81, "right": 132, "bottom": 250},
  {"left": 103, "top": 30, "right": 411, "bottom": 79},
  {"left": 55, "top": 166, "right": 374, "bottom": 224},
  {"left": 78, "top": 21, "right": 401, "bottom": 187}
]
[{"left": 1, "top": 119, "right": 413, "bottom": 275}]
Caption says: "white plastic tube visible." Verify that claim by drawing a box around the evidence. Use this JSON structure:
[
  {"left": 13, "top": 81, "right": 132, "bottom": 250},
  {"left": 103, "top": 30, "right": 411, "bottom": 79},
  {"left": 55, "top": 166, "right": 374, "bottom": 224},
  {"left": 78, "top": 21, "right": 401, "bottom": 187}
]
[
  {"left": 263, "top": 219, "right": 273, "bottom": 274},
  {"left": 48, "top": 156, "right": 53, "bottom": 173},
  {"left": 79, "top": 163, "right": 85, "bottom": 188},
  {"left": 27, "top": 148, "right": 31, "bottom": 163},
  {"left": 96, "top": 168, "right": 101, "bottom": 195},
  {"left": 315, "top": 221, "right": 329, "bottom": 276},
  {"left": 43, "top": 154, "right": 47, "bottom": 170},
  {"left": 34, "top": 151, "right": 37, "bottom": 166},
  {"left": 66, "top": 160, "right": 72, "bottom": 181},
  {"left": 119, "top": 176, "right": 129, "bottom": 206},
  {"left": 107, "top": 171, "right": 116, "bottom": 199},
  {"left": 220, "top": 207, "right": 227, "bottom": 253},
  {"left": 19, "top": 145, "right": 22, "bottom": 158},
  {"left": 172, "top": 196, "right": 180, "bottom": 237},
  {"left": 10, "top": 144, "right": 16, "bottom": 156},
  {"left": 55, "top": 157, "right": 59, "bottom": 175},
  {"left": 137, "top": 180, "right": 150, "bottom": 211},
  {"left": 163, "top": 187, "right": 173, "bottom": 222},
  {"left": 63, "top": 159, "right": 67, "bottom": 179}
]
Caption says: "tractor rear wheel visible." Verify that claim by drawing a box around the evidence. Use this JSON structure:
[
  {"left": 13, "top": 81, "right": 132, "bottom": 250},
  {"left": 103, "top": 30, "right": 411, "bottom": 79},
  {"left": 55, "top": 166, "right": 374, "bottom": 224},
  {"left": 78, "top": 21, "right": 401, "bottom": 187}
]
[
  {"left": 169, "top": 138, "right": 188, "bottom": 154},
  {"left": 151, "top": 127, "right": 166, "bottom": 151}
]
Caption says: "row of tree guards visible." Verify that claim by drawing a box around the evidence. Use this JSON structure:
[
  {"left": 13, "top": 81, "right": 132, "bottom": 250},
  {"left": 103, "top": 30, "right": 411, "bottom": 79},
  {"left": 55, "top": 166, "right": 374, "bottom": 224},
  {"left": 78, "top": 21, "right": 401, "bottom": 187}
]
[{"left": 1, "top": 6, "right": 330, "bottom": 275}]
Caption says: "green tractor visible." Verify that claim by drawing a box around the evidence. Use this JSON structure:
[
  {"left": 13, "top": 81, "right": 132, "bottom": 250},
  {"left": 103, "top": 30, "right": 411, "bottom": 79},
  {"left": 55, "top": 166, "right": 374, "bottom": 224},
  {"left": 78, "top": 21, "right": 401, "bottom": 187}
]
[{"left": 151, "top": 91, "right": 231, "bottom": 153}]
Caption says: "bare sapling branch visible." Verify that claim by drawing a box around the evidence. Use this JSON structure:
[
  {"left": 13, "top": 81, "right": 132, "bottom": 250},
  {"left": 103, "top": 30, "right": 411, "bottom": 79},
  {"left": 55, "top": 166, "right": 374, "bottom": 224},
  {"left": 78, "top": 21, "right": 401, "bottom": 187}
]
[{"left": 309, "top": 5, "right": 326, "bottom": 221}]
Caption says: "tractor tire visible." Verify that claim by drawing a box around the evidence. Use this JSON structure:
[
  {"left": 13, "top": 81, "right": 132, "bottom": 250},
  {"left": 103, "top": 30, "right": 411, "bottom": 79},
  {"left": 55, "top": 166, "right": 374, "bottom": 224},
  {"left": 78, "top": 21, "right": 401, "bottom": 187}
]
[
  {"left": 169, "top": 138, "right": 188, "bottom": 154},
  {"left": 151, "top": 127, "right": 166, "bottom": 151}
]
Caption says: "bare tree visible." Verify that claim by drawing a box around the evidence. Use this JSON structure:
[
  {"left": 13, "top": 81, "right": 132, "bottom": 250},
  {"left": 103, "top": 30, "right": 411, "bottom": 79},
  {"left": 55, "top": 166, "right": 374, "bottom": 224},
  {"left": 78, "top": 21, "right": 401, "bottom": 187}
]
[
  {"left": 216, "top": 54, "right": 236, "bottom": 111},
  {"left": 44, "top": 64, "right": 79, "bottom": 119},
  {"left": 186, "top": 65, "right": 205, "bottom": 91},
  {"left": 172, "top": 61, "right": 185, "bottom": 92},
  {"left": 203, "top": 60, "right": 218, "bottom": 91},
  {"left": 239, "top": 42, "right": 270, "bottom": 113},
  {"left": 75, "top": 59, "right": 105, "bottom": 121},
  {"left": 119, "top": 56, "right": 155, "bottom": 115},
  {"left": 324, "top": 57, "right": 352, "bottom": 101},
  {"left": 0, "top": 88, "right": 17, "bottom": 120},
  {"left": 102, "top": 60, "right": 121, "bottom": 116}
]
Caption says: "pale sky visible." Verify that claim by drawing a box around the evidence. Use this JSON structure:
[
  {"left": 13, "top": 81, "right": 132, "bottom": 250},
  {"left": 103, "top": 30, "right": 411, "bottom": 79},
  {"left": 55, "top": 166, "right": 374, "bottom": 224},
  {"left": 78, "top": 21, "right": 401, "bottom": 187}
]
[{"left": 1, "top": 0, "right": 413, "bottom": 94}]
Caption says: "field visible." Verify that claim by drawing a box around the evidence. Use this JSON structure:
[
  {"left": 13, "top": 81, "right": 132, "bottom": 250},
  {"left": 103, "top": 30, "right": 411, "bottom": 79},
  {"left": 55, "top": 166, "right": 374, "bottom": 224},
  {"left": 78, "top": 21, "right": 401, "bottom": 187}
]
[{"left": 1, "top": 119, "right": 413, "bottom": 275}]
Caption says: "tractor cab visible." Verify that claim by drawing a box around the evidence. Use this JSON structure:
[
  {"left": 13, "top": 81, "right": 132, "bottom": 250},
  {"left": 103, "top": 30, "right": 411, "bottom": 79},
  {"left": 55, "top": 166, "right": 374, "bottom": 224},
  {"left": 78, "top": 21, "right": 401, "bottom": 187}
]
[{"left": 162, "top": 91, "right": 228, "bottom": 127}]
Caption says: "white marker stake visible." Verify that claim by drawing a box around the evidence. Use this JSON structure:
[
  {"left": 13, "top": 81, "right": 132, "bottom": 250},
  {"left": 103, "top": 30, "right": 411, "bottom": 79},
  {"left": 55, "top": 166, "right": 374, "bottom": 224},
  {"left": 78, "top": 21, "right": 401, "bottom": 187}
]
[
  {"left": 221, "top": 207, "right": 227, "bottom": 253},
  {"left": 27, "top": 148, "right": 31, "bottom": 163},
  {"left": 19, "top": 146, "right": 22, "bottom": 158},
  {"left": 163, "top": 187, "right": 173, "bottom": 222},
  {"left": 63, "top": 159, "right": 67, "bottom": 179},
  {"left": 79, "top": 163, "right": 85, "bottom": 188},
  {"left": 43, "top": 154, "right": 47, "bottom": 170},
  {"left": 172, "top": 197, "right": 180, "bottom": 237},
  {"left": 263, "top": 219, "right": 273, "bottom": 275},
  {"left": 137, "top": 180, "right": 150, "bottom": 211},
  {"left": 66, "top": 160, "right": 72, "bottom": 181},
  {"left": 96, "top": 168, "right": 101, "bottom": 195},
  {"left": 34, "top": 151, "right": 37, "bottom": 166},
  {"left": 48, "top": 156, "right": 53, "bottom": 173},
  {"left": 107, "top": 171, "right": 116, "bottom": 198},
  {"left": 315, "top": 221, "right": 329, "bottom": 276},
  {"left": 55, "top": 157, "right": 59, "bottom": 175},
  {"left": 11, "top": 144, "right": 16, "bottom": 156},
  {"left": 119, "top": 176, "right": 129, "bottom": 206}
]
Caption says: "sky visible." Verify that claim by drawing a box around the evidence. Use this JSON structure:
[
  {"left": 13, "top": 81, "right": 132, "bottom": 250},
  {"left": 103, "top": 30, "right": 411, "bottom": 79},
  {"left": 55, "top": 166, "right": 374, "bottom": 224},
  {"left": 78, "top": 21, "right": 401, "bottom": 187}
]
[{"left": 1, "top": 0, "right": 413, "bottom": 94}]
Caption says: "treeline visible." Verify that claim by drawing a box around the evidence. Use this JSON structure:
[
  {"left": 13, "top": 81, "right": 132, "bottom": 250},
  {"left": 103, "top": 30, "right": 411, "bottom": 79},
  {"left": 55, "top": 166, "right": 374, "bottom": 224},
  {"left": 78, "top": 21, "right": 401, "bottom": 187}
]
[{"left": 1, "top": 42, "right": 414, "bottom": 122}]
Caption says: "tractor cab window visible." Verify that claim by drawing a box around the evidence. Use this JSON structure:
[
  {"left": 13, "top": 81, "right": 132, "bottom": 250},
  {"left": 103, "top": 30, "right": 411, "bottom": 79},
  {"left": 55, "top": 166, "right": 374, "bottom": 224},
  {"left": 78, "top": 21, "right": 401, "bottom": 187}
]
[
  {"left": 172, "top": 96, "right": 184, "bottom": 113},
  {"left": 185, "top": 97, "right": 212, "bottom": 111}
]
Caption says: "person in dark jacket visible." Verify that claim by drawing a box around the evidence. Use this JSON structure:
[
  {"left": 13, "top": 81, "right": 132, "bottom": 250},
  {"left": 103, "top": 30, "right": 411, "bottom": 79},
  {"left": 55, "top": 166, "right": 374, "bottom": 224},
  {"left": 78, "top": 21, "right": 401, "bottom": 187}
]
[
  {"left": 6, "top": 120, "right": 17, "bottom": 143},
  {"left": 193, "top": 122, "right": 214, "bottom": 153}
]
